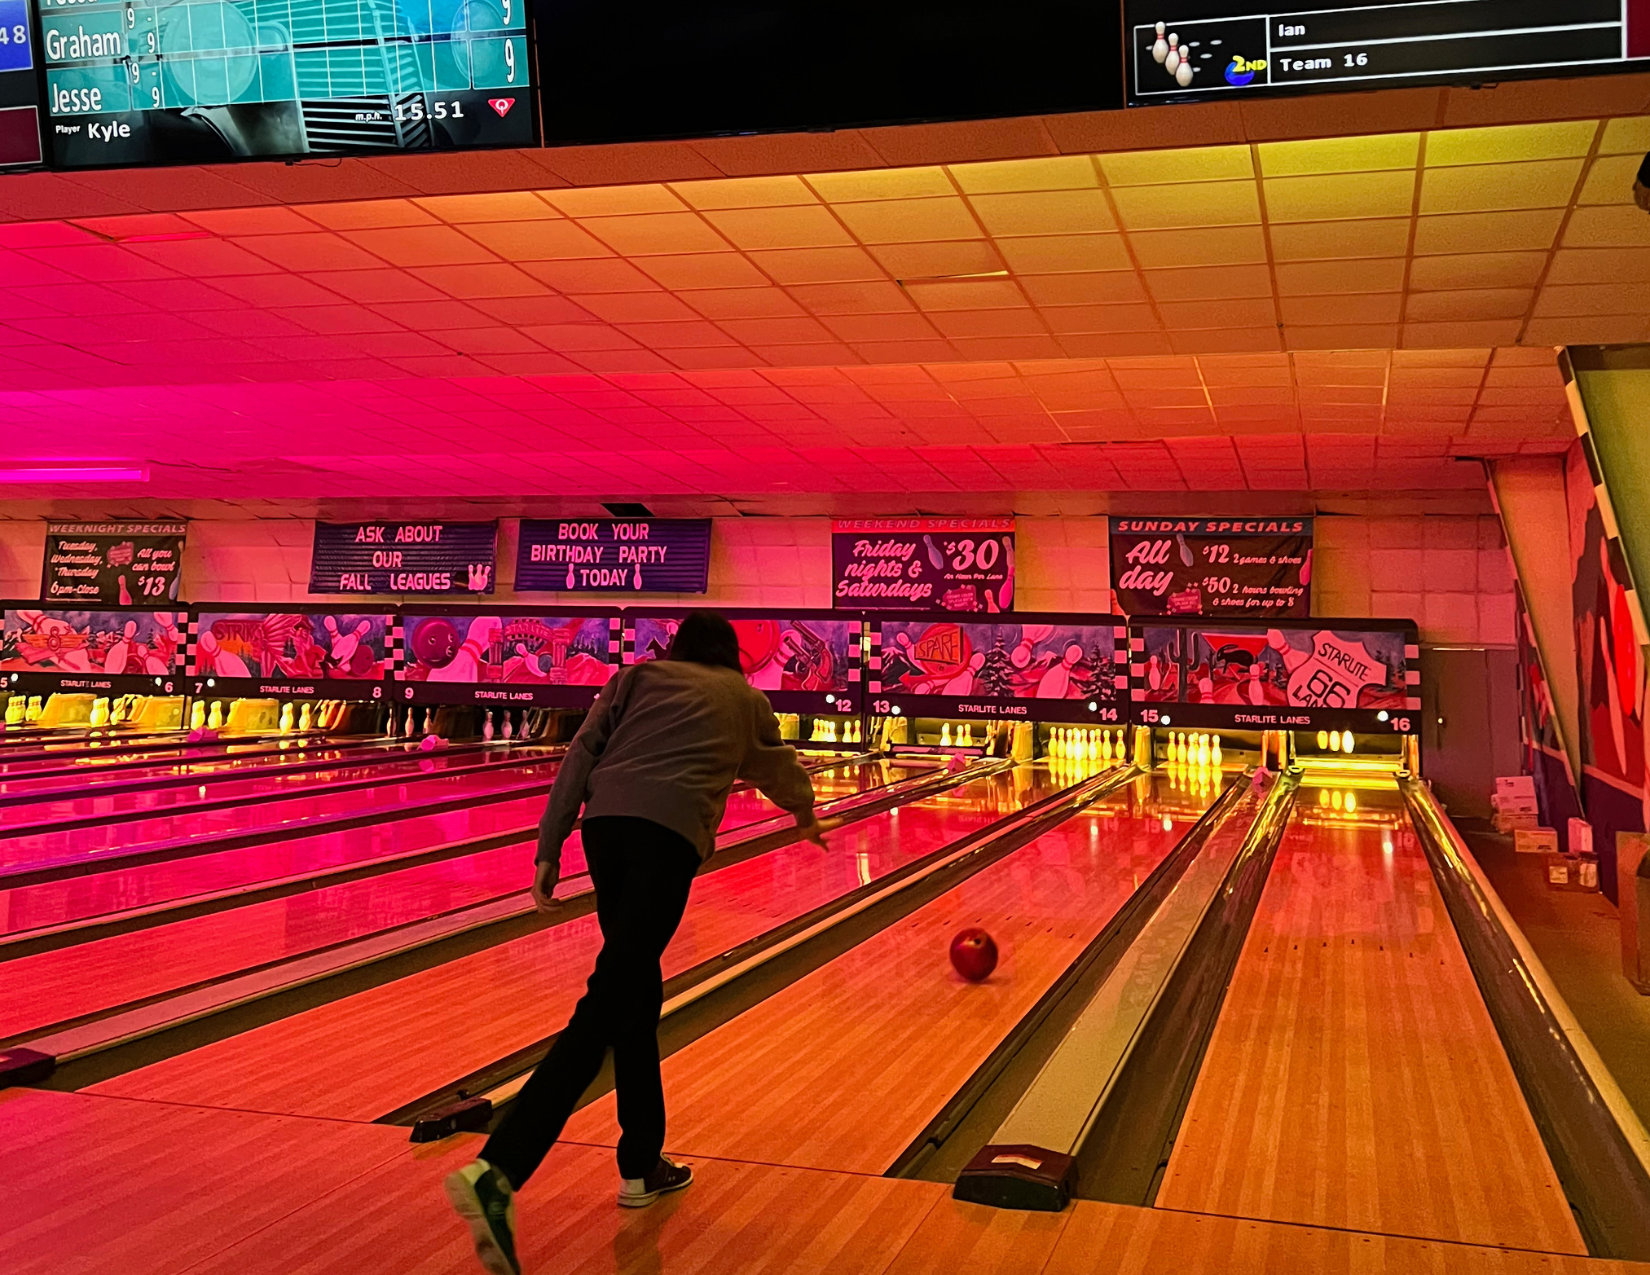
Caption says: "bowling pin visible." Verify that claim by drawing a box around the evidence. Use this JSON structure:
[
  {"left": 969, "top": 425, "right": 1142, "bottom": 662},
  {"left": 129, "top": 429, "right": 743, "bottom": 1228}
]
[
  {"left": 105, "top": 620, "right": 137, "bottom": 674},
  {"left": 1101, "top": 730, "right": 1112, "bottom": 762},
  {"left": 279, "top": 703, "right": 294, "bottom": 734},
  {"left": 1328, "top": 730, "right": 1341, "bottom": 752},
  {"left": 941, "top": 722, "right": 952, "bottom": 747},
  {"left": 191, "top": 700, "right": 206, "bottom": 731},
  {"left": 298, "top": 702, "right": 313, "bottom": 733},
  {"left": 1177, "top": 52, "right": 1195, "bottom": 86},
  {"left": 1342, "top": 730, "right": 1354, "bottom": 754},
  {"left": 1165, "top": 33, "right": 1180, "bottom": 74},
  {"left": 1152, "top": 20, "right": 1168, "bottom": 62},
  {"left": 207, "top": 701, "right": 223, "bottom": 730},
  {"left": 502, "top": 711, "right": 514, "bottom": 741},
  {"left": 1247, "top": 664, "right": 1267, "bottom": 706},
  {"left": 1212, "top": 735, "right": 1223, "bottom": 766},
  {"left": 89, "top": 697, "right": 108, "bottom": 727},
  {"left": 28, "top": 695, "right": 43, "bottom": 722},
  {"left": 1037, "top": 645, "right": 1083, "bottom": 699},
  {"left": 1317, "top": 730, "right": 1329, "bottom": 750},
  {"left": 483, "top": 709, "right": 495, "bottom": 742}
]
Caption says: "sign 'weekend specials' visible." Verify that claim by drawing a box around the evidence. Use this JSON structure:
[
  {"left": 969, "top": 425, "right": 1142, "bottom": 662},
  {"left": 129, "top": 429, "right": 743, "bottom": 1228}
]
[
  {"left": 515, "top": 520, "right": 711, "bottom": 593},
  {"left": 833, "top": 519, "right": 1015, "bottom": 612},
  {"left": 1110, "top": 517, "right": 1312, "bottom": 619},
  {"left": 41, "top": 521, "right": 185, "bottom": 604},
  {"left": 309, "top": 521, "right": 498, "bottom": 595}
]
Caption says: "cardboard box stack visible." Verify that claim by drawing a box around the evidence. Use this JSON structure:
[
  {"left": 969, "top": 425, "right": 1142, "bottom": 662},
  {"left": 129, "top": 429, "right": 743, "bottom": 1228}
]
[{"left": 1493, "top": 775, "right": 1540, "bottom": 834}]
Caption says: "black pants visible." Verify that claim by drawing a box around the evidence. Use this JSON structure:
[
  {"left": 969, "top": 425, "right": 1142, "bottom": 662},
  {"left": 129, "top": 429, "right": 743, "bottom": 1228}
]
[{"left": 483, "top": 816, "right": 700, "bottom": 1186}]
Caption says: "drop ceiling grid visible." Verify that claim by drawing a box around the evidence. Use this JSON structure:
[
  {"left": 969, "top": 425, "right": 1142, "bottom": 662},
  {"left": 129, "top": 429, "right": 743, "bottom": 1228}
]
[{"left": 0, "top": 117, "right": 1645, "bottom": 400}]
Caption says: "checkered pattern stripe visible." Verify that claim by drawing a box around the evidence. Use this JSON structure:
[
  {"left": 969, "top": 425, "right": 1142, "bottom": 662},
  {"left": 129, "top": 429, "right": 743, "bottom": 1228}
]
[
  {"left": 848, "top": 622, "right": 863, "bottom": 684},
  {"left": 388, "top": 619, "right": 405, "bottom": 677},
  {"left": 1404, "top": 642, "right": 1422, "bottom": 711},
  {"left": 1563, "top": 352, "right": 1650, "bottom": 653},
  {"left": 622, "top": 622, "right": 637, "bottom": 664},
  {"left": 608, "top": 617, "right": 623, "bottom": 668},
  {"left": 183, "top": 616, "right": 201, "bottom": 677},
  {"left": 1112, "top": 624, "right": 1130, "bottom": 693},
  {"left": 867, "top": 625, "right": 882, "bottom": 694},
  {"left": 1128, "top": 632, "right": 1146, "bottom": 703}
]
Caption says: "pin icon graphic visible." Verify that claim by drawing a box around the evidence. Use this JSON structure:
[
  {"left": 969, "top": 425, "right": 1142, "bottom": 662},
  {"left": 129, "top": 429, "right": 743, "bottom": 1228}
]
[{"left": 489, "top": 98, "right": 515, "bottom": 117}]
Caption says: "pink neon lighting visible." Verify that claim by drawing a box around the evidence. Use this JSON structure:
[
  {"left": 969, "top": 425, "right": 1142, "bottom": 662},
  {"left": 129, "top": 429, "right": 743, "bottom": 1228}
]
[{"left": 0, "top": 466, "right": 149, "bottom": 483}]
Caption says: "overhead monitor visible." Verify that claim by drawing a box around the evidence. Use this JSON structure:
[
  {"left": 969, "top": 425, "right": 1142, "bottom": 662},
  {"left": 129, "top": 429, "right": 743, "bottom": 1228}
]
[
  {"left": 37, "top": 0, "right": 534, "bottom": 168},
  {"left": 1125, "top": 0, "right": 1645, "bottom": 105},
  {"left": 533, "top": 0, "right": 1125, "bottom": 146}
]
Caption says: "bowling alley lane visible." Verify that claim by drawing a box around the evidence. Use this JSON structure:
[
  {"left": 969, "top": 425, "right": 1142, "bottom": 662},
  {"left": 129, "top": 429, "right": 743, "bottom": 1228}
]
[
  {"left": 0, "top": 744, "right": 555, "bottom": 832},
  {"left": 83, "top": 762, "right": 1068, "bottom": 1122},
  {"left": 0, "top": 759, "right": 565, "bottom": 877},
  {"left": 0, "top": 761, "right": 902, "bottom": 1041},
  {"left": 557, "top": 771, "right": 1213, "bottom": 1175},
  {"left": 0, "top": 759, "right": 889, "bottom": 939},
  {"left": 1154, "top": 778, "right": 1585, "bottom": 1255}
]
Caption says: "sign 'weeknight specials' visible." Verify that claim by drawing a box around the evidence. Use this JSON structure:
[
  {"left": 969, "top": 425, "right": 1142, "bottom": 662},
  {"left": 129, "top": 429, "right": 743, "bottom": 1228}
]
[
  {"left": 833, "top": 519, "right": 1015, "bottom": 612},
  {"left": 41, "top": 521, "right": 185, "bottom": 605},
  {"left": 309, "top": 521, "right": 497, "bottom": 596},
  {"left": 1109, "top": 517, "right": 1312, "bottom": 619},
  {"left": 515, "top": 519, "right": 711, "bottom": 593}
]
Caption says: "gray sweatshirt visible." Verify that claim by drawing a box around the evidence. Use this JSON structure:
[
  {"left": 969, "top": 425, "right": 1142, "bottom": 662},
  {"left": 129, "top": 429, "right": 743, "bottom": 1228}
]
[{"left": 537, "top": 659, "right": 817, "bottom": 872}]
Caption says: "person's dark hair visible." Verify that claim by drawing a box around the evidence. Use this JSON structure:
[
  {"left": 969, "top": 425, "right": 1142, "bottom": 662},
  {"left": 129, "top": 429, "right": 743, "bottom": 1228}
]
[{"left": 667, "top": 611, "right": 743, "bottom": 673}]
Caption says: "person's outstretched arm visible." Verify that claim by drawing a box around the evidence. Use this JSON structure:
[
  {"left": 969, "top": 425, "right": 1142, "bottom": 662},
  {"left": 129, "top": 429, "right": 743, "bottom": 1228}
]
[
  {"left": 536, "top": 668, "right": 625, "bottom": 886},
  {"left": 737, "top": 690, "right": 823, "bottom": 843}
]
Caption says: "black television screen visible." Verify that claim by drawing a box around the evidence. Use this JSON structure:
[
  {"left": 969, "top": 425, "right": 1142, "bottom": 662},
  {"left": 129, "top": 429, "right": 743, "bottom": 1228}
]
[
  {"left": 534, "top": 1, "right": 1126, "bottom": 146},
  {"left": 1124, "top": 0, "right": 1647, "bottom": 106},
  {"left": 37, "top": 0, "right": 535, "bottom": 169}
]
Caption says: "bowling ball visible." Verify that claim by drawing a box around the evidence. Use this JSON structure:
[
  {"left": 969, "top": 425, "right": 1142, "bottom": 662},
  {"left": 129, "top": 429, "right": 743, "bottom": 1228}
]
[
  {"left": 949, "top": 928, "right": 999, "bottom": 982},
  {"left": 411, "top": 618, "right": 460, "bottom": 669}
]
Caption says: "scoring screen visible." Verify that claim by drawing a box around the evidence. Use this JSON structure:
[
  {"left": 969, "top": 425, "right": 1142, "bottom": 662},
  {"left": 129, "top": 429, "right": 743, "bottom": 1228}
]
[
  {"left": 1125, "top": 0, "right": 1646, "bottom": 105},
  {"left": 38, "top": 0, "right": 533, "bottom": 168}
]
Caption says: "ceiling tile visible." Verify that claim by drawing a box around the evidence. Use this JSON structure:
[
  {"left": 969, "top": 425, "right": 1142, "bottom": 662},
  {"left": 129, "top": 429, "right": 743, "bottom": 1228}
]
[
  {"left": 1419, "top": 159, "right": 1585, "bottom": 215},
  {"left": 831, "top": 197, "right": 982, "bottom": 243},
  {"left": 670, "top": 176, "right": 818, "bottom": 210},
  {"left": 1425, "top": 121, "right": 1598, "bottom": 166},
  {"left": 969, "top": 189, "right": 1117, "bottom": 236},
  {"left": 1128, "top": 225, "right": 1269, "bottom": 268},
  {"left": 541, "top": 185, "right": 687, "bottom": 217},
  {"left": 1111, "top": 181, "right": 1261, "bottom": 230},
  {"left": 1413, "top": 210, "right": 1564, "bottom": 255},
  {"left": 1269, "top": 218, "right": 1412, "bottom": 261},
  {"left": 577, "top": 212, "right": 732, "bottom": 255},
  {"left": 994, "top": 234, "right": 1132, "bottom": 274},
  {"left": 1265, "top": 170, "right": 1417, "bottom": 222},
  {"left": 703, "top": 206, "right": 856, "bottom": 251},
  {"left": 1098, "top": 145, "right": 1254, "bottom": 186},
  {"left": 1257, "top": 134, "right": 1420, "bottom": 177},
  {"left": 1275, "top": 257, "right": 1406, "bottom": 294},
  {"left": 949, "top": 156, "right": 1098, "bottom": 194}
]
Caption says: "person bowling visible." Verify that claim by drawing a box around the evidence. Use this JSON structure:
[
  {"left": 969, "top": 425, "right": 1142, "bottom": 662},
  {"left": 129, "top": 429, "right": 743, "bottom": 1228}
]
[{"left": 444, "top": 610, "right": 827, "bottom": 1274}]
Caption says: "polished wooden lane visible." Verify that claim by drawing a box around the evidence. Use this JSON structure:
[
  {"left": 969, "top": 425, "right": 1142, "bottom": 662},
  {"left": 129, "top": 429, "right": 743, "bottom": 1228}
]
[
  {"left": 86, "top": 766, "right": 1058, "bottom": 1121},
  {"left": 1155, "top": 783, "right": 1585, "bottom": 1255},
  {"left": 0, "top": 792, "right": 551, "bottom": 937},
  {"left": 562, "top": 774, "right": 1200, "bottom": 1175},
  {"left": 0, "top": 760, "right": 563, "bottom": 874},
  {"left": 0, "top": 766, "right": 884, "bottom": 1039},
  {"left": 0, "top": 760, "right": 885, "bottom": 938},
  {"left": 19, "top": 1096, "right": 1635, "bottom": 1275},
  {"left": 0, "top": 1088, "right": 409, "bottom": 1275},
  {"left": 0, "top": 746, "right": 536, "bottom": 829}
]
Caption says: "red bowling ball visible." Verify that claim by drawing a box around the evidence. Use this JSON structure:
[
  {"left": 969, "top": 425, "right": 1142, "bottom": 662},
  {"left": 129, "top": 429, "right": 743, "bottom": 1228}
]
[{"left": 949, "top": 928, "right": 999, "bottom": 982}]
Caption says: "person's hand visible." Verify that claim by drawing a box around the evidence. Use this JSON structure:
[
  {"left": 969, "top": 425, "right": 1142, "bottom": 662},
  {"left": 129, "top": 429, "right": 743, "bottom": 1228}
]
[
  {"left": 796, "top": 815, "right": 837, "bottom": 848},
  {"left": 531, "top": 860, "right": 560, "bottom": 913}
]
